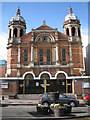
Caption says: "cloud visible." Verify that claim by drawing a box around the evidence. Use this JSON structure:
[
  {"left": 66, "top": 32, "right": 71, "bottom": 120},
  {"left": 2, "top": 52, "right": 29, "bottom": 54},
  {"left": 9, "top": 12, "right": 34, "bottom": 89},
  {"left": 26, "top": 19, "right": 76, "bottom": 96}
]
[
  {"left": 0, "top": 32, "right": 8, "bottom": 60},
  {"left": 81, "top": 28, "right": 88, "bottom": 57}
]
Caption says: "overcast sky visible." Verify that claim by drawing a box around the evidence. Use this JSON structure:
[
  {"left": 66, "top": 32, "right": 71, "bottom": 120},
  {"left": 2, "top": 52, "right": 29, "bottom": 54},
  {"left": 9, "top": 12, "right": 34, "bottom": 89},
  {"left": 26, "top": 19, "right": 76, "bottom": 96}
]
[{"left": 0, "top": 1, "right": 88, "bottom": 60}]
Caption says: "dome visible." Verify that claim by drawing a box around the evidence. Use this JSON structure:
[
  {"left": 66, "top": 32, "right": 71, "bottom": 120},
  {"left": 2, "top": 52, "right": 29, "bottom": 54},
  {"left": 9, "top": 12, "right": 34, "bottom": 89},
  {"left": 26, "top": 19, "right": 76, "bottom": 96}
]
[
  {"left": 10, "top": 7, "right": 25, "bottom": 23},
  {"left": 64, "top": 6, "right": 78, "bottom": 22}
]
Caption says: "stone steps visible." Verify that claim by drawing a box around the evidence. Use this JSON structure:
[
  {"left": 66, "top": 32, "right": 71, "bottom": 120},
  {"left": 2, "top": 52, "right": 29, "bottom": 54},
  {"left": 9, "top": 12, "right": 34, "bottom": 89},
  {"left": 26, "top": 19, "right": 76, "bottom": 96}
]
[
  {"left": 0, "top": 93, "right": 76, "bottom": 100},
  {"left": 17, "top": 94, "right": 41, "bottom": 100}
]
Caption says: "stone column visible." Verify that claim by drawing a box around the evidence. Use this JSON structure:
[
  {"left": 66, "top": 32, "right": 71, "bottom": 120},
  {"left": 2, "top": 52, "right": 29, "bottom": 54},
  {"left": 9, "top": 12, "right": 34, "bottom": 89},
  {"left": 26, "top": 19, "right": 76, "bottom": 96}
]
[
  {"left": 18, "top": 28, "right": 20, "bottom": 37},
  {"left": 17, "top": 45, "right": 20, "bottom": 77},
  {"left": 30, "top": 45, "right": 34, "bottom": 66},
  {"left": 69, "top": 43, "right": 72, "bottom": 62},
  {"left": 11, "top": 27, "right": 14, "bottom": 38},
  {"left": 18, "top": 28, "right": 21, "bottom": 43},
  {"left": 69, "top": 43, "right": 73, "bottom": 75},
  {"left": 69, "top": 26, "right": 73, "bottom": 41},
  {"left": 56, "top": 44, "right": 59, "bottom": 65},
  {"left": 69, "top": 26, "right": 72, "bottom": 36},
  {"left": 76, "top": 27, "right": 78, "bottom": 37},
  {"left": 31, "top": 29, "right": 34, "bottom": 41},
  {"left": 55, "top": 28, "right": 58, "bottom": 41},
  {"left": 17, "top": 45, "right": 20, "bottom": 67}
]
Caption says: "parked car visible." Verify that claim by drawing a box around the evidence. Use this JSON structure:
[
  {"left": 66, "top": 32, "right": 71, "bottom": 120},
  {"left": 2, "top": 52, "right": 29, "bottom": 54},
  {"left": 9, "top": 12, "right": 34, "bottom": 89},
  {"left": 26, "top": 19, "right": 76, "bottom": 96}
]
[
  {"left": 38, "top": 93, "right": 79, "bottom": 107},
  {"left": 83, "top": 93, "right": 90, "bottom": 105}
]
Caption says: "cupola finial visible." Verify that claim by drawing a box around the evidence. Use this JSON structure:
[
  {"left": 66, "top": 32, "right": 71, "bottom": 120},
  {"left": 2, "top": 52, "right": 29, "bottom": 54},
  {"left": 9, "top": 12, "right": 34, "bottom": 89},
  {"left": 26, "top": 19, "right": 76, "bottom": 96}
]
[
  {"left": 16, "top": 7, "right": 20, "bottom": 15},
  {"left": 43, "top": 20, "right": 46, "bottom": 26},
  {"left": 68, "top": 5, "right": 73, "bottom": 14}
]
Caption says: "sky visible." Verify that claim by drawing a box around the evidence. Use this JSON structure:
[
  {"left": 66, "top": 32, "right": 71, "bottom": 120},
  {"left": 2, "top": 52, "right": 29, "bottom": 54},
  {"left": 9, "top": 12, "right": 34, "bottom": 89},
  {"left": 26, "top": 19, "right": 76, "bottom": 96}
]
[{"left": 0, "top": 1, "right": 88, "bottom": 60}]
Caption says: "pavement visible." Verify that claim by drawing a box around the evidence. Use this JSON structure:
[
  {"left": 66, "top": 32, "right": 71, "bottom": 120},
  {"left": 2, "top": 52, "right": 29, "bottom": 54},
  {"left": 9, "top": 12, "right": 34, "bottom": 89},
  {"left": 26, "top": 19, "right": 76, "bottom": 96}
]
[
  {"left": 0, "top": 99, "right": 90, "bottom": 120},
  {"left": 1, "top": 99, "right": 38, "bottom": 105},
  {"left": 0, "top": 99, "right": 84, "bottom": 105}
]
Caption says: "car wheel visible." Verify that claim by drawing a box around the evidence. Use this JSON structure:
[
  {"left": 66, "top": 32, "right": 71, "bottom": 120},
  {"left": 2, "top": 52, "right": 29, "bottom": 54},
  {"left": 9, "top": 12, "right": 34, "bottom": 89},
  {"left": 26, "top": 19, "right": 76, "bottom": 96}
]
[
  {"left": 70, "top": 101, "right": 76, "bottom": 107},
  {"left": 42, "top": 102, "right": 49, "bottom": 107}
]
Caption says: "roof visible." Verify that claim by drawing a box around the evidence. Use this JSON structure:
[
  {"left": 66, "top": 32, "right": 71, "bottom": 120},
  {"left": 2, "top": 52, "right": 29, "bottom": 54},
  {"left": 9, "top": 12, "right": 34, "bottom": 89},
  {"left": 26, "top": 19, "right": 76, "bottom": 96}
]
[
  {"left": 58, "top": 32, "right": 68, "bottom": 40},
  {"left": 21, "top": 22, "right": 68, "bottom": 42},
  {"left": 35, "top": 25, "right": 55, "bottom": 30}
]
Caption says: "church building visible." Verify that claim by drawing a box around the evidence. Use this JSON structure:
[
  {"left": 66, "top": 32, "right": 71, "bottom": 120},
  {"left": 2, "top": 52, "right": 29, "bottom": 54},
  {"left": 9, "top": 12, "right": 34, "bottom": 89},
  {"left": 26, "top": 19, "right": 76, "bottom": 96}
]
[{"left": 0, "top": 6, "right": 88, "bottom": 97}]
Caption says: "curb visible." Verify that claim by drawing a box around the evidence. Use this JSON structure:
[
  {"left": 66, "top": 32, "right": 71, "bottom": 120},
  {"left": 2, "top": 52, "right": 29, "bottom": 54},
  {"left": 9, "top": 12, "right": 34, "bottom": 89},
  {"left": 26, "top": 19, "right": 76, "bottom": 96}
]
[
  {"left": 1, "top": 115, "right": 90, "bottom": 120},
  {"left": 0, "top": 104, "right": 37, "bottom": 107}
]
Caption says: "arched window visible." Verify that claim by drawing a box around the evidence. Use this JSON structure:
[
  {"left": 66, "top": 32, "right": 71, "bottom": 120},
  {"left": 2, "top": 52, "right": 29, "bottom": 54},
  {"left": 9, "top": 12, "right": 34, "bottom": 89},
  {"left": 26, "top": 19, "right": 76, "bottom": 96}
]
[
  {"left": 78, "top": 28, "right": 81, "bottom": 37},
  {"left": 66, "top": 28, "right": 69, "bottom": 36},
  {"left": 24, "top": 50, "right": 28, "bottom": 62},
  {"left": 47, "top": 49, "right": 50, "bottom": 61},
  {"left": 9, "top": 29, "right": 11, "bottom": 38},
  {"left": 72, "top": 27, "right": 76, "bottom": 36},
  {"left": 20, "top": 29, "right": 23, "bottom": 37},
  {"left": 62, "top": 49, "right": 66, "bottom": 61},
  {"left": 13, "top": 28, "right": 17, "bottom": 37},
  {"left": 40, "top": 49, "right": 43, "bottom": 62}
]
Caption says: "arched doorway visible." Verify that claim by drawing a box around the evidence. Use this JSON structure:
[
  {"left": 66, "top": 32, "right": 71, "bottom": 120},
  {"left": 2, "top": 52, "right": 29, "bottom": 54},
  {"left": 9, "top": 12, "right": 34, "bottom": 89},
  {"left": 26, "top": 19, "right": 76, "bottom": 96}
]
[
  {"left": 40, "top": 73, "right": 50, "bottom": 93},
  {"left": 56, "top": 73, "right": 66, "bottom": 93},
  {"left": 24, "top": 74, "right": 34, "bottom": 94},
  {"left": 19, "top": 73, "right": 34, "bottom": 94}
]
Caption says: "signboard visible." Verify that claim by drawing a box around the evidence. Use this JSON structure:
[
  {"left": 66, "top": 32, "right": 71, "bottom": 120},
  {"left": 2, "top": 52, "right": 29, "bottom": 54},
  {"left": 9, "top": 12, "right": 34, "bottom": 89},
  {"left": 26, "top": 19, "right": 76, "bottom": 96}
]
[
  {"left": 82, "top": 82, "right": 90, "bottom": 88},
  {"left": 1, "top": 83, "right": 8, "bottom": 89}
]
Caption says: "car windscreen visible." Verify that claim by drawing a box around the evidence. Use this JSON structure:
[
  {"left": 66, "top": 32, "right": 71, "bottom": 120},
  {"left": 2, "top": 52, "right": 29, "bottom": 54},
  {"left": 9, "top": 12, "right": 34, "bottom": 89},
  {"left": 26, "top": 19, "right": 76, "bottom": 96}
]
[{"left": 59, "top": 94, "right": 67, "bottom": 98}]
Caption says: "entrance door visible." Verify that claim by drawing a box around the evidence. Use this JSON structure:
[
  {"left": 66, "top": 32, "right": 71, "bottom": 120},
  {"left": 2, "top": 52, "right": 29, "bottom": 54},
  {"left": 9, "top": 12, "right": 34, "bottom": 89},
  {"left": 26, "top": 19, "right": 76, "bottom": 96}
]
[
  {"left": 24, "top": 74, "right": 34, "bottom": 94},
  {"left": 57, "top": 73, "right": 66, "bottom": 93}
]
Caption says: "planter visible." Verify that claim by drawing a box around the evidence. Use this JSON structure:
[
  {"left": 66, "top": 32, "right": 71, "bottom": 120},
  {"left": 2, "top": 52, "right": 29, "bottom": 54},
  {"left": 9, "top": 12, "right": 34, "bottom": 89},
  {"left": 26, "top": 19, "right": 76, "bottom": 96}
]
[
  {"left": 54, "top": 107, "right": 65, "bottom": 117},
  {"left": 49, "top": 93, "right": 59, "bottom": 102},
  {"left": 49, "top": 107, "right": 54, "bottom": 114},
  {"left": 37, "top": 106, "right": 49, "bottom": 115},
  {"left": 64, "top": 105, "right": 72, "bottom": 114}
]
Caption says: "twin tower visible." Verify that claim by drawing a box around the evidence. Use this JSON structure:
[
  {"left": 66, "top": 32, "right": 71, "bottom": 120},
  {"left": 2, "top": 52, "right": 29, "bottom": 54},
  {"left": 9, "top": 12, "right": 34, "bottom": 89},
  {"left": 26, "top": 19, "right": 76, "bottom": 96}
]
[{"left": 8, "top": 6, "right": 81, "bottom": 44}]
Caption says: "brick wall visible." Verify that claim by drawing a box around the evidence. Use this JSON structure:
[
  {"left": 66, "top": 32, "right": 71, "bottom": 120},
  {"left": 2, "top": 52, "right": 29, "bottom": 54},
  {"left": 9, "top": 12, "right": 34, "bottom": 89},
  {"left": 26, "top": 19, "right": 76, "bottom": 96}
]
[
  {"left": 0, "top": 67, "right": 7, "bottom": 77},
  {"left": 0, "top": 82, "right": 18, "bottom": 95}
]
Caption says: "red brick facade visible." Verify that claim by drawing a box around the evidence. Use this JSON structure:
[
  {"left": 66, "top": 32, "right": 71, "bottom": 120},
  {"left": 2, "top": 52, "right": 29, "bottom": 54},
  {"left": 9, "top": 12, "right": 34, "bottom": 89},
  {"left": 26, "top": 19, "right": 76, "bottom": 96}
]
[{"left": 0, "top": 7, "right": 89, "bottom": 97}]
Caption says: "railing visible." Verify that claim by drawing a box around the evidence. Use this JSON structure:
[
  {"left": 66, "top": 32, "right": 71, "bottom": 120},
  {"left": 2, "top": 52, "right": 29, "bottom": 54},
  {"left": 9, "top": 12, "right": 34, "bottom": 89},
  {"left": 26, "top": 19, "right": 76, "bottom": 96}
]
[
  {"left": 34, "top": 61, "right": 56, "bottom": 66},
  {"left": 17, "top": 61, "right": 70, "bottom": 68},
  {"left": 68, "top": 36, "right": 81, "bottom": 42},
  {"left": 8, "top": 37, "right": 21, "bottom": 44}
]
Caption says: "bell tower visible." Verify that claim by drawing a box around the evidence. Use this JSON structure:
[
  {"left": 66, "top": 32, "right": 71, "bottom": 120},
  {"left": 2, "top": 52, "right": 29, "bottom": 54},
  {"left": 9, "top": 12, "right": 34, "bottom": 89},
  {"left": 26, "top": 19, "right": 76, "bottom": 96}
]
[
  {"left": 63, "top": 6, "right": 84, "bottom": 76},
  {"left": 7, "top": 7, "right": 26, "bottom": 77},
  {"left": 8, "top": 7, "right": 26, "bottom": 44},
  {"left": 63, "top": 6, "right": 81, "bottom": 42}
]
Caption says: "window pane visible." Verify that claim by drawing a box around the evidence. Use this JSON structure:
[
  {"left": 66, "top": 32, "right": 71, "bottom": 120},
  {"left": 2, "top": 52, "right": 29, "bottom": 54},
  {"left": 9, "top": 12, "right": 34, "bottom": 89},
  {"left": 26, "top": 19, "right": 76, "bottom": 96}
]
[
  {"left": 62, "top": 49, "right": 66, "bottom": 61},
  {"left": 47, "top": 49, "right": 50, "bottom": 61},
  {"left": 40, "top": 49, "right": 43, "bottom": 62},
  {"left": 24, "top": 50, "right": 28, "bottom": 62},
  {"left": 20, "top": 29, "right": 23, "bottom": 37}
]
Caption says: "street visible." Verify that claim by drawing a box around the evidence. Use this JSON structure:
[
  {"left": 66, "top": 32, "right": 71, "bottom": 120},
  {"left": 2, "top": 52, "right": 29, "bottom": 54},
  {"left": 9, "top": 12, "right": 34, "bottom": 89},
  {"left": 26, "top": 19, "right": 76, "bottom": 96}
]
[{"left": 0, "top": 104, "right": 90, "bottom": 120}]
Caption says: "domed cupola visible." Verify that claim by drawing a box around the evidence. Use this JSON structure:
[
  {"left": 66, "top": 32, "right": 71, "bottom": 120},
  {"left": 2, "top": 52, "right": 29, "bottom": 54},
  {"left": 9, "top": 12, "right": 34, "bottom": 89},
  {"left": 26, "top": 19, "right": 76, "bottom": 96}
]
[
  {"left": 10, "top": 7, "right": 25, "bottom": 23},
  {"left": 8, "top": 7, "right": 26, "bottom": 44},
  {"left": 63, "top": 6, "right": 81, "bottom": 41},
  {"left": 64, "top": 6, "right": 78, "bottom": 22}
]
